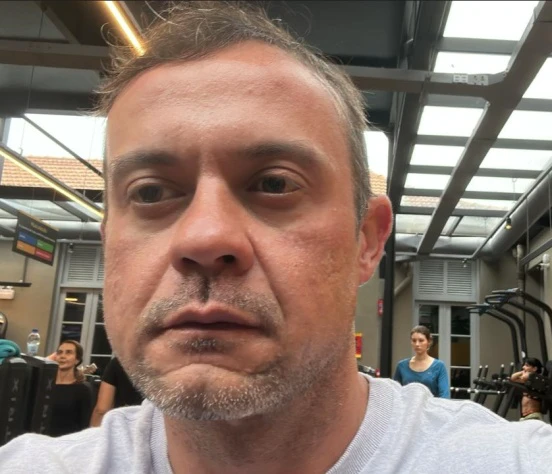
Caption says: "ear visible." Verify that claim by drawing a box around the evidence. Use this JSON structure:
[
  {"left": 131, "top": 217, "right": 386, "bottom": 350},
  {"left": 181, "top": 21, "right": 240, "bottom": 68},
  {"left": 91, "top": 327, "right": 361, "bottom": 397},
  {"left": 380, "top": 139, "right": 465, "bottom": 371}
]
[{"left": 357, "top": 195, "right": 393, "bottom": 285}]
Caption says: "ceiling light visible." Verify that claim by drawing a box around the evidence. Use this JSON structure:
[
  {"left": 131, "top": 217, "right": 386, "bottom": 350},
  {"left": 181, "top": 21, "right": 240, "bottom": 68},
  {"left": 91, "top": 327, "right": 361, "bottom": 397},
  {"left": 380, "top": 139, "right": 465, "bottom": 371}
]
[
  {"left": 0, "top": 146, "right": 104, "bottom": 220},
  {"left": 65, "top": 297, "right": 78, "bottom": 302},
  {"left": 103, "top": 1, "right": 145, "bottom": 56},
  {"left": 505, "top": 217, "right": 512, "bottom": 230}
]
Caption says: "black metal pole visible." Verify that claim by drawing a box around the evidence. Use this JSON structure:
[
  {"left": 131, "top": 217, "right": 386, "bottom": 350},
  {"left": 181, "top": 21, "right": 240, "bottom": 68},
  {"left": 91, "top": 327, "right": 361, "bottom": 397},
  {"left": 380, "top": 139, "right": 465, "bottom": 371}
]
[{"left": 379, "top": 214, "right": 396, "bottom": 377}]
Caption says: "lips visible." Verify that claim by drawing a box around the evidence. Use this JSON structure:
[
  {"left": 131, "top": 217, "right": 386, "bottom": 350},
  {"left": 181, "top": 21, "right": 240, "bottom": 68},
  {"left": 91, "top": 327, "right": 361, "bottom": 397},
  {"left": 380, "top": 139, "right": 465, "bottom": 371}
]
[{"left": 160, "top": 305, "right": 261, "bottom": 332}]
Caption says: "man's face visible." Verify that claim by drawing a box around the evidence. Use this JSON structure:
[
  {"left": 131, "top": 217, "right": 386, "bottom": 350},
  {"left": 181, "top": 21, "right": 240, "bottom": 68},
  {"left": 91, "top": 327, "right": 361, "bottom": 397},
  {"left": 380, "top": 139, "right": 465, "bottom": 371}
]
[
  {"left": 103, "top": 41, "right": 391, "bottom": 420},
  {"left": 523, "top": 363, "right": 537, "bottom": 373}
]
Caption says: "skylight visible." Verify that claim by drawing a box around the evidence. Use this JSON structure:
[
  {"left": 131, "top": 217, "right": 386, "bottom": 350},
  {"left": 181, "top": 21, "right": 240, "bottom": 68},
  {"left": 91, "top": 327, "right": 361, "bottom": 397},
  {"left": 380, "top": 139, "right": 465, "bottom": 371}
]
[
  {"left": 480, "top": 149, "right": 552, "bottom": 170},
  {"left": 417, "top": 106, "right": 483, "bottom": 137},
  {"left": 410, "top": 144, "right": 464, "bottom": 167},
  {"left": 443, "top": 1, "right": 539, "bottom": 41},
  {"left": 405, "top": 174, "right": 450, "bottom": 190},
  {"left": 466, "top": 176, "right": 534, "bottom": 194},
  {"left": 524, "top": 59, "right": 552, "bottom": 100},
  {"left": 434, "top": 52, "right": 510, "bottom": 74},
  {"left": 498, "top": 111, "right": 552, "bottom": 141}
]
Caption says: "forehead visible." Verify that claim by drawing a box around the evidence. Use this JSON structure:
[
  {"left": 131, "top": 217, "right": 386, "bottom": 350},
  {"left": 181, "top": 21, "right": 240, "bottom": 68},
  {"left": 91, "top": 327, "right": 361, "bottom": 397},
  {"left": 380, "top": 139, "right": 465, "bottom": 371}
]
[
  {"left": 59, "top": 344, "right": 75, "bottom": 352},
  {"left": 106, "top": 41, "right": 348, "bottom": 161}
]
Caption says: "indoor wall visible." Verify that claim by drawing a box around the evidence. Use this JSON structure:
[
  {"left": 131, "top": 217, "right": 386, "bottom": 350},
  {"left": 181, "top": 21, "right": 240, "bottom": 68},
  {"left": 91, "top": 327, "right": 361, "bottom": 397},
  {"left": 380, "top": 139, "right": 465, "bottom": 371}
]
[
  {"left": 0, "top": 240, "right": 58, "bottom": 354},
  {"left": 354, "top": 272, "right": 382, "bottom": 368}
]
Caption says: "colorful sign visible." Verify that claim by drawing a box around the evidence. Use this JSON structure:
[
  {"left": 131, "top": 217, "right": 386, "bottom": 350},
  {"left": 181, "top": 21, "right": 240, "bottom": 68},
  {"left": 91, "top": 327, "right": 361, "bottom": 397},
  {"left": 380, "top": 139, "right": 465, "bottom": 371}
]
[{"left": 12, "top": 211, "right": 58, "bottom": 266}]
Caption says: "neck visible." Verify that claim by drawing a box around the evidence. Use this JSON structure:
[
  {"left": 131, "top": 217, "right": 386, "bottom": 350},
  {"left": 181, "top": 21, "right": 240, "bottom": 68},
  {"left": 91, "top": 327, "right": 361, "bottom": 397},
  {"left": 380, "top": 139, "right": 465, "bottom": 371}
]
[
  {"left": 413, "top": 353, "right": 430, "bottom": 361},
  {"left": 165, "top": 361, "right": 368, "bottom": 474},
  {"left": 56, "top": 368, "right": 76, "bottom": 384}
]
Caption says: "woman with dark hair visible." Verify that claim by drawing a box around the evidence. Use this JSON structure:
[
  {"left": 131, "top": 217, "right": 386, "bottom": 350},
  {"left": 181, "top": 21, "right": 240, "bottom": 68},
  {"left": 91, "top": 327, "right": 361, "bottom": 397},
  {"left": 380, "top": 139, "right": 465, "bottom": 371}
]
[
  {"left": 47, "top": 340, "right": 93, "bottom": 437},
  {"left": 393, "top": 325, "right": 450, "bottom": 398}
]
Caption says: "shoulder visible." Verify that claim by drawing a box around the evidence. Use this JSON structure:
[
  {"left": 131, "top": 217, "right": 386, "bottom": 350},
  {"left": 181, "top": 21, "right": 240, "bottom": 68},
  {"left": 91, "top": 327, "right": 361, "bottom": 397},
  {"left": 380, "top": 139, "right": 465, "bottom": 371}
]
[
  {"left": 432, "top": 359, "right": 446, "bottom": 369},
  {"left": 396, "top": 358, "right": 410, "bottom": 368},
  {"left": 0, "top": 402, "right": 156, "bottom": 472},
  {"left": 371, "top": 378, "right": 552, "bottom": 470}
]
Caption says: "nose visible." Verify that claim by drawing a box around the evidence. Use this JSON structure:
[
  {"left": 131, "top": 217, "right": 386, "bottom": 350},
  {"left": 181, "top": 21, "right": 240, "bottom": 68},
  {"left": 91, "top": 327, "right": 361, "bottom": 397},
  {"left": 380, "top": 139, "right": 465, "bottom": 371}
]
[{"left": 168, "top": 179, "right": 254, "bottom": 278}]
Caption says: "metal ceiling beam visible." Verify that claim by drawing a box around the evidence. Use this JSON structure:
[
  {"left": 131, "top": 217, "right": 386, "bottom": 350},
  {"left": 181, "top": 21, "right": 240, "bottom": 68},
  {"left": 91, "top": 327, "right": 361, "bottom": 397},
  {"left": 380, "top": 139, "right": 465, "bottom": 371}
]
[
  {"left": 426, "top": 94, "right": 552, "bottom": 113},
  {"left": 0, "top": 91, "right": 96, "bottom": 115},
  {"left": 36, "top": 0, "right": 80, "bottom": 44},
  {"left": 0, "top": 224, "right": 15, "bottom": 237},
  {"left": 417, "top": 1, "right": 552, "bottom": 255},
  {"left": 437, "top": 37, "right": 518, "bottom": 55},
  {"left": 344, "top": 65, "right": 499, "bottom": 97},
  {"left": 0, "top": 186, "right": 103, "bottom": 203},
  {"left": 399, "top": 206, "right": 506, "bottom": 218},
  {"left": 0, "top": 199, "right": 19, "bottom": 216},
  {"left": 0, "top": 39, "right": 108, "bottom": 70},
  {"left": 54, "top": 200, "right": 92, "bottom": 222},
  {"left": 408, "top": 165, "right": 541, "bottom": 179},
  {"left": 416, "top": 135, "right": 552, "bottom": 150},
  {"left": 387, "top": 1, "right": 452, "bottom": 211},
  {"left": 403, "top": 188, "right": 523, "bottom": 201}
]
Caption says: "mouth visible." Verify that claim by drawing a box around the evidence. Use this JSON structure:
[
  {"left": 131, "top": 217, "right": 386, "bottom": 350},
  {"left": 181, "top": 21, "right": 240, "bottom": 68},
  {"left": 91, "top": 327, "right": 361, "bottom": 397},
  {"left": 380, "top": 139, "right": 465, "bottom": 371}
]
[{"left": 158, "top": 305, "right": 263, "bottom": 335}]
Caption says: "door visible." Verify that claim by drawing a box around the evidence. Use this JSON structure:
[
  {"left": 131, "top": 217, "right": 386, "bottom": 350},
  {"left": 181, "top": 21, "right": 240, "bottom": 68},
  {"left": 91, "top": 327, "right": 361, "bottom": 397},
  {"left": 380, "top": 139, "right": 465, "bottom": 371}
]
[
  {"left": 415, "top": 303, "right": 479, "bottom": 400},
  {"left": 54, "top": 290, "right": 112, "bottom": 375}
]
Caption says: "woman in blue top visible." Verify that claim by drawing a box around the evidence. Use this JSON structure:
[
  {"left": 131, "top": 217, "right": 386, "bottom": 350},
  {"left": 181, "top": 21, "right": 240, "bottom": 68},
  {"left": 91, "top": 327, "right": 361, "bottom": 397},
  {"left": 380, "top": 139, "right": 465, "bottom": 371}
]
[{"left": 393, "top": 325, "right": 450, "bottom": 398}]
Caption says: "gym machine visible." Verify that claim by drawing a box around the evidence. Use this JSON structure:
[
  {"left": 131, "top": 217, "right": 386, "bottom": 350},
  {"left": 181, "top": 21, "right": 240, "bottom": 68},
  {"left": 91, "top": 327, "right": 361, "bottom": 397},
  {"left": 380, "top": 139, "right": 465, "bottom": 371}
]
[
  {"left": 0, "top": 355, "right": 58, "bottom": 446},
  {"left": 489, "top": 290, "right": 548, "bottom": 364}
]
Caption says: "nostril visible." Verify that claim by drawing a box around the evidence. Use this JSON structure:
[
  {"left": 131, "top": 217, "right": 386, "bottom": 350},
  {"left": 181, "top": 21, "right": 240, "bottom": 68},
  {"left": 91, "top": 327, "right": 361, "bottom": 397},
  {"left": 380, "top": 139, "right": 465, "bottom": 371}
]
[{"left": 222, "top": 255, "right": 235, "bottom": 264}]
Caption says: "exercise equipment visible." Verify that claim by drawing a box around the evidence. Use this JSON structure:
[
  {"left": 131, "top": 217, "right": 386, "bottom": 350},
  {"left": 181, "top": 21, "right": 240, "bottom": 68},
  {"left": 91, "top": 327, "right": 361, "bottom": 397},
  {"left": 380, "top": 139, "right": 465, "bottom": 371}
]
[{"left": 0, "top": 357, "right": 28, "bottom": 446}]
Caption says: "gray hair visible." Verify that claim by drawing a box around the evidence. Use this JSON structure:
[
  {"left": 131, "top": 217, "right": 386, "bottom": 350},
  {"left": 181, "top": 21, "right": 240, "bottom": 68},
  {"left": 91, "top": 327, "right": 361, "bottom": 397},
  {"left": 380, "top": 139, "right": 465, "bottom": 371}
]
[{"left": 97, "top": 1, "right": 373, "bottom": 223}]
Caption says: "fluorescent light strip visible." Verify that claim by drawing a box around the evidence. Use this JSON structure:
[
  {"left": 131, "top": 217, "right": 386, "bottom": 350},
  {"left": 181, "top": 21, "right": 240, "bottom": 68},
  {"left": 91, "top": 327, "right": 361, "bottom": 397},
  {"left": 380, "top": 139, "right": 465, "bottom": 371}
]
[
  {"left": 103, "top": 1, "right": 145, "bottom": 56},
  {"left": 0, "top": 148, "right": 104, "bottom": 220}
]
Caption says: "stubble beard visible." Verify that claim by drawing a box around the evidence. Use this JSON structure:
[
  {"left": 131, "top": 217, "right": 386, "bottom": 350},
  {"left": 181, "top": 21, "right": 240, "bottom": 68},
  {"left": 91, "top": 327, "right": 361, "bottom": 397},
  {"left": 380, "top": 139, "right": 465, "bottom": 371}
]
[{"left": 113, "top": 277, "right": 353, "bottom": 422}]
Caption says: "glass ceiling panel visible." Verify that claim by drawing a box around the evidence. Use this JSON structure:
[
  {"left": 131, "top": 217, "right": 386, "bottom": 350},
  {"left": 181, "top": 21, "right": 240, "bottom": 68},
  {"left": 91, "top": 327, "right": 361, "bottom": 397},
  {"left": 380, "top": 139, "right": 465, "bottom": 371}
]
[
  {"left": 442, "top": 216, "right": 461, "bottom": 236},
  {"left": 2, "top": 199, "right": 79, "bottom": 221},
  {"left": 524, "top": 58, "right": 552, "bottom": 100},
  {"left": 410, "top": 144, "right": 465, "bottom": 167},
  {"left": 418, "top": 106, "right": 483, "bottom": 137},
  {"left": 405, "top": 174, "right": 450, "bottom": 190},
  {"left": 400, "top": 196, "right": 440, "bottom": 208},
  {"left": 480, "top": 149, "right": 552, "bottom": 170},
  {"left": 396, "top": 214, "right": 431, "bottom": 235},
  {"left": 7, "top": 114, "right": 106, "bottom": 161},
  {"left": 457, "top": 198, "right": 515, "bottom": 212},
  {"left": 443, "top": 1, "right": 539, "bottom": 41},
  {"left": 498, "top": 111, "right": 552, "bottom": 141},
  {"left": 466, "top": 177, "right": 534, "bottom": 193},
  {"left": 434, "top": 52, "right": 510, "bottom": 74},
  {"left": 453, "top": 216, "right": 503, "bottom": 237}
]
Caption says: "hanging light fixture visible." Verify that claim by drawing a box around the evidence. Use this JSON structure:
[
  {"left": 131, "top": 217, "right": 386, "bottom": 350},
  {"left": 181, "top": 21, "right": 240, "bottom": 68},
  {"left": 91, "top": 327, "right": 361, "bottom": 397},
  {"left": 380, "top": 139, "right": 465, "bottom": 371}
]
[{"left": 505, "top": 217, "right": 512, "bottom": 230}]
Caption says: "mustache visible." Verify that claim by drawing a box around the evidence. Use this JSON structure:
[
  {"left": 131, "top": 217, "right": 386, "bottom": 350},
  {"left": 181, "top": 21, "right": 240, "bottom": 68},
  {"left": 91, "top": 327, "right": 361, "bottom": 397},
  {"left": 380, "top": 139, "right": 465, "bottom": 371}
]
[{"left": 136, "top": 276, "right": 282, "bottom": 339}]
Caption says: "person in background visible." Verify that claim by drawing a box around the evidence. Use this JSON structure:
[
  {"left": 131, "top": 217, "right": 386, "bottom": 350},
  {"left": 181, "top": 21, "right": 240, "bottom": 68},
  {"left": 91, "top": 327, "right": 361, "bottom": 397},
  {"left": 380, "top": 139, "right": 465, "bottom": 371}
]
[
  {"left": 394, "top": 325, "right": 450, "bottom": 398},
  {"left": 90, "top": 356, "right": 144, "bottom": 427},
  {"left": 511, "top": 357, "right": 544, "bottom": 422},
  {"left": 47, "top": 340, "right": 93, "bottom": 437}
]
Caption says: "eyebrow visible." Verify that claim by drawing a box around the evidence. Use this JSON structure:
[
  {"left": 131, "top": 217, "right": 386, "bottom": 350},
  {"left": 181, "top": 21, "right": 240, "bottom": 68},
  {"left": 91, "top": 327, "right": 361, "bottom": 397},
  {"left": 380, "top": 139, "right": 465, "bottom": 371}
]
[{"left": 108, "top": 141, "right": 326, "bottom": 183}]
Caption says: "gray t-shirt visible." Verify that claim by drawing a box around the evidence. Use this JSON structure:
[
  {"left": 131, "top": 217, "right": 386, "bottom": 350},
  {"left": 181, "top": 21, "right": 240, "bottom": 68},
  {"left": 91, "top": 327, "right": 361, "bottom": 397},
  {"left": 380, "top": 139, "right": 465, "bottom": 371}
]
[{"left": 1, "top": 375, "right": 551, "bottom": 473}]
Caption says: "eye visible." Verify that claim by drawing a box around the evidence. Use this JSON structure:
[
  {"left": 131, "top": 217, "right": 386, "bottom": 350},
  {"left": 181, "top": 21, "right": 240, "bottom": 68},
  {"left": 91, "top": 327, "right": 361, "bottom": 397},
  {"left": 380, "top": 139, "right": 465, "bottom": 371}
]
[
  {"left": 129, "top": 183, "right": 181, "bottom": 204},
  {"left": 250, "top": 175, "right": 300, "bottom": 194}
]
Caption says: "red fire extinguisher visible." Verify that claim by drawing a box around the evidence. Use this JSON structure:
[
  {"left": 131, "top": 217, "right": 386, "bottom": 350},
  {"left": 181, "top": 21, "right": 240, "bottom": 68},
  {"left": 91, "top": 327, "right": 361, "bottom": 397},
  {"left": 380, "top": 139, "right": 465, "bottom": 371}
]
[{"left": 377, "top": 298, "right": 384, "bottom": 316}]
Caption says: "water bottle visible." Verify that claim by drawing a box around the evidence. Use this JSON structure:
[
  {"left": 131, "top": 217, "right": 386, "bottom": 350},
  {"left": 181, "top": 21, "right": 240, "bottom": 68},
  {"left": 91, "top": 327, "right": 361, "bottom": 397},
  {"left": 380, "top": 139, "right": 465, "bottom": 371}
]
[{"left": 27, "top": 329, "right": 41, "bottom": 356}]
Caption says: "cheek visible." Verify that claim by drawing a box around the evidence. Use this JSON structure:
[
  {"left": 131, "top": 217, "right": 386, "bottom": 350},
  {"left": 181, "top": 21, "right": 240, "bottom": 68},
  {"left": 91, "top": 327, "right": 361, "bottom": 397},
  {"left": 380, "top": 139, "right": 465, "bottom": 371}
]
[
  {"left": 264, "top": 216, "right": 359, "bottom": 347},
  {"left": 103, "top": 223, "right": 172, "bottom": 347}
]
